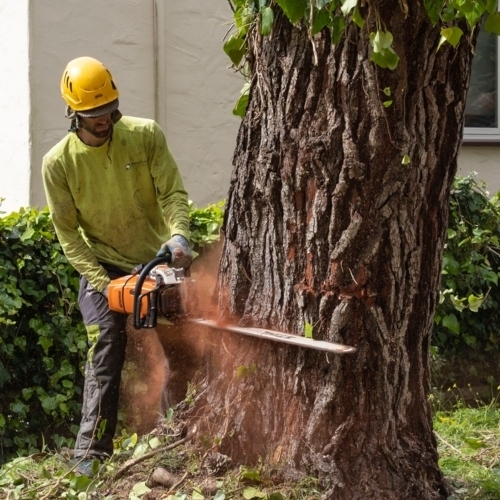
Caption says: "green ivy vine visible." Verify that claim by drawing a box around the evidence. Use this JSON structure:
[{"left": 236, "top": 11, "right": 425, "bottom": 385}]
[{"left": 225, "top": 0, "right": 500, "bottom": 117}]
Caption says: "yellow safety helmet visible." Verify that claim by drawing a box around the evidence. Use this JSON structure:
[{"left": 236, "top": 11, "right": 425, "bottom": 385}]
[{"left": 61, "top": 56, "right": 119, "bottom": 115}]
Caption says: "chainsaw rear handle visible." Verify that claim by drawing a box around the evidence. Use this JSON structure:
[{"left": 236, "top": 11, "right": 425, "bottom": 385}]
[{"left": 132, "top": 250, "right": 172, "bottom": 329}]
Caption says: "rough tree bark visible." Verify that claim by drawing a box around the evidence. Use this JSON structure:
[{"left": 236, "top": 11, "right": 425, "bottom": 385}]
[{"left": 189, "top": 3, "right": 475, "bottom": 499}]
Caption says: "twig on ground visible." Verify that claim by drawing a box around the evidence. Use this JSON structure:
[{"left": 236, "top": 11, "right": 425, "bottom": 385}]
[
  {"left": 113, "top": 425, "right": 197, "bottom": 480},
  {"left": 164, "top": 468, "right": 190, "bottom": 497},
  {"left": 434, "top": 431, "right": 465, "bottom": 458}
]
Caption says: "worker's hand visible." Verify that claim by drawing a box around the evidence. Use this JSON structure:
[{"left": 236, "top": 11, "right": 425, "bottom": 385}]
[
  {"left": 100, "top": 285, "right": 109, "bottom": 299},
  {"left": 157, "top": 234, "right": 192, "bottom": 269}
]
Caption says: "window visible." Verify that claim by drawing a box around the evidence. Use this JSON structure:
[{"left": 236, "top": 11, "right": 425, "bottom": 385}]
[{"left": 464, "top": 24, "right": 499, "bottom": 143}]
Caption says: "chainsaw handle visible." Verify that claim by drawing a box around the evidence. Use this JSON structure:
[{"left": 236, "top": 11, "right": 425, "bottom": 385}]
[{"left": 132, "top": 251, "right": 172, "bottom": 329}]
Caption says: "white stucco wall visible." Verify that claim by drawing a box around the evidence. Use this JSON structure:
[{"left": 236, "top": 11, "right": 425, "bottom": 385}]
[
  {"left": 0, "top": 0, "right": 31, "bottom": 214},
  {"left": 1, "top": 0, "right": 240, "bottom": 214},
  {"left": 29, "top": 0, "right": 156, "bottom": 210},
  {"left": 26, "top": 0, "right": 241, "bottom": 211},
  {"left": 162, "top": 1, "right": 242, "bottom": 207},
  {"left": 1, "top": 1, "right": 498, "bottom": 214},
  {"left": 457, "top": 146, "right": 500, "bottom": 194}
]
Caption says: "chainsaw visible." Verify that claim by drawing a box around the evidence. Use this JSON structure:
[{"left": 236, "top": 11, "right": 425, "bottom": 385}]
[{"left": 107, "top": 253, "right": 356, "bottom": 355}]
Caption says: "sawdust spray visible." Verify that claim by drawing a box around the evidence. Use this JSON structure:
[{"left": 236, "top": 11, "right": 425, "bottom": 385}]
[
  {"left": 119, "top": 321, "right": 167, "bottom": 434},
  {"left": 118, "top": 241, "right": 227, "bottom": 434}
]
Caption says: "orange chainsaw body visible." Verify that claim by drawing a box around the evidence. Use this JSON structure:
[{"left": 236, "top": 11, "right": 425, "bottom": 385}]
[
  {"left": 108, "top": 274, "right": 157, "bottom": 317},
  {"left": 107, "top": 263, "right": 193, "bottom": 328}
]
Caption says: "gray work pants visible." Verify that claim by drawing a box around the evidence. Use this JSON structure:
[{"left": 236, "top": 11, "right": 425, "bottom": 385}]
[{"left": 74, "top": 269, "right": 127, "bottom": 460}]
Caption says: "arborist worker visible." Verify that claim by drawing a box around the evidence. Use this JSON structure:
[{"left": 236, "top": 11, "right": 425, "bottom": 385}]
[{"left": 42, "top": 56, "right": 192, "bottom": 477}]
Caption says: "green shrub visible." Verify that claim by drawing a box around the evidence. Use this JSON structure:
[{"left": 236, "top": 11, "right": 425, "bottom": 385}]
[
  {"left": 0, "top": 200, "right": 225, "bottom": 464},
  {"left": 433, "top": 173, "right": 500, "bottom": 353},
  {"left": 3, "top": 180, "right": 500, "bottom": 463},
  {"left": 188, "top": 200, "right": 225, "bottom": 254},
  {"left": 0, "top": 207, "right": 85, "bottom": 464}
]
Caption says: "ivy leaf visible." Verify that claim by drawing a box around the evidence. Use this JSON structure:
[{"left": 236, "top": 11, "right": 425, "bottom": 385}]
[
  {"left": 121, "top": 432, "right": 138, "bottom": 450},
  {"left": 352, "top": 6, "right": 365, "bottom": 28},
  {"left": 463, "top": 1, "right": 486, "bottom": 28},
  {"left": 450, "top": 294, "right": 466, "bottom": 312},
  {"left": 236, "top": 365, "right": 250, "bottom": 378},
  {"left": 236, "top": 6, "right": 254, "bottom": 36},
  {"left": 371, "top": 47, "right": 400, "bottom": 70},
  {"left": 304, "top": 322, "right": 313, "bottom": 339},
  {"left": 485, "top": 0, "right": 498, "bottom": 15},
  {"left": 233, "top": 83, "right": 251, "bottom": 118},
  {"left": 442, "top": 314, "right": 460, "bottom": 334},
  {"left": 20, "top": 227, "right": 35, "bottom": 241},
  {"left": 447, "top": 228, "right": 457, "bottom": 239},
  {"left": 485, "top": 12, "right": 500, "bottom": 36},
  {"left": 441, "top": 6, "right": 456, "bottom": 22},
  {"left": 192, "top": 488, "right": 205, "bottom": 500},
  {"left": 37, "top": 335, "right": 53, "bottom": 355},
  {"left": 149, "top": 436, "right": 161, "bottom": 449},
  {"left": 438, "top": 27, "right": 463, "bottom": 50},
  {"left": 401, "top": 154, "right": 410, "bottom": 164},
  {"left": 243, "top": 486, "right": 267, "bottom": 499},
  {"left": 0, "top": 361, "right": 11, "bottom": 388},
  {"left": 468, "top": 294, "right": 484, "bottom": 313},
  {"left": 330, "top": 15, "right": 346, "bottom": 44},
  {"left": 223, "top": 36, "right": 247, "bottom": 66},
  {"left": 10, "top": 400, "right": 28, "bottom": 417},
  {"left": 97, "top": 419, "right": 107, "bottom": 440},
  {"left": 133, "top": 441, "right": 150, "bottom": 458},
  {"left": 370, "top": 31, "right": 393, "bottom": 53},
  {"left": 130, "top": 481, "right": 151, "bottom": 497},
  {"left": 71, "top": 475, "right": 92, "bottom": 492},
  {"left": 340, "top": 0, "right": 357, "bottom": 17},
  {"left": 312, "top": 8, "right": 331, "bottom": 35},
  {"left": 369, "top": 32, "right": 399, "bottom": 69},
  {"left": 241, "top": 466, "right": 261, "bottom": 481},
  {"left": 260, "top": 6, "right": 274, "bottom": 35},
  {"left": 424, "top": 0, "right": 442, "bottom": 25},
  {"left": 275, "top": 0, "right": 307, "bottom": 24},
  {"left": 269, "top": 494, "right": 286, "bottom": 500}
]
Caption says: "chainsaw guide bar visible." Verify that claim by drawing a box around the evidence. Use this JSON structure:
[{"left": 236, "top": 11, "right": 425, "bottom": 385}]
[
  {"left": 108, "top": 255, "right": 356, "bottom": 355},
  {"left": 188, "top": 318, "right": 357, "bottom": 354}
]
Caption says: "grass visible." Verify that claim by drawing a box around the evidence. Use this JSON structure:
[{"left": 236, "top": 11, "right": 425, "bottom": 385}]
[
  {"left": 433, "top": 388, "right": 500, "bottom": 500},
  {"left": 2, "top": 397, "right": 500, "bottom": 499},
  {"left": 0, "top": 416, "right": 320, "bottom": 500}
]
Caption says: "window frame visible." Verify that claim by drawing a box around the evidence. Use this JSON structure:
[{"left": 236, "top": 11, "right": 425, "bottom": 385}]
[{"left": 463, "top": 18, "right": 500, "bottom": 144}]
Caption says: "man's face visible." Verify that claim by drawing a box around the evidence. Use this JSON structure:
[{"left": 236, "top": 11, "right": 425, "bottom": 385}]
[{"left": 79, "top": 112, "right": 113, "bottom": 139}]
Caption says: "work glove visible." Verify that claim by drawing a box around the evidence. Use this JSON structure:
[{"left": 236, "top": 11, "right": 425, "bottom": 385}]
[{"left": 157, "top": 234, "right": 192, "bottom": 269}]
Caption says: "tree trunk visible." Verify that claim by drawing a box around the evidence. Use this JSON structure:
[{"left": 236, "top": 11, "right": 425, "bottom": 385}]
[{"left": 189, "top": 4, "right": 474, "bottom": 498}]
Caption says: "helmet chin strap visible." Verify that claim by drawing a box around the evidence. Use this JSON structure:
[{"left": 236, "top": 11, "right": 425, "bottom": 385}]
[
  {"left": 65, "top": 106, "right": 80, "bottom": 132},
  {"left": 111, "top": 109, "right": 123, "bottom": 124}
]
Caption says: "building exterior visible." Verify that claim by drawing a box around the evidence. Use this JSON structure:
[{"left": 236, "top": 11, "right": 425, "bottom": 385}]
[
  {"left": 0, "top": 0, "right": 242, "bottom": 215},
  {"left": 0, "top": 1, "right": 498, "bottom": 215}
]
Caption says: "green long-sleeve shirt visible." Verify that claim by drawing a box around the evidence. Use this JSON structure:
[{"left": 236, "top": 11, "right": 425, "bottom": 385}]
[{"left": 42, "top": 116, "right": 190, "bottom": 292}]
